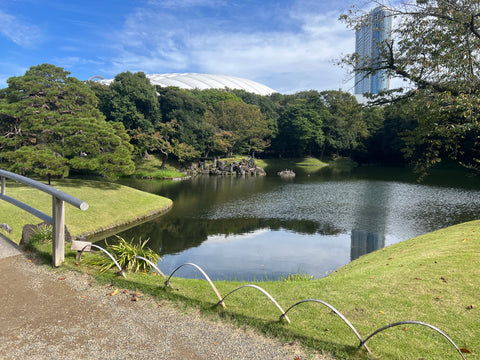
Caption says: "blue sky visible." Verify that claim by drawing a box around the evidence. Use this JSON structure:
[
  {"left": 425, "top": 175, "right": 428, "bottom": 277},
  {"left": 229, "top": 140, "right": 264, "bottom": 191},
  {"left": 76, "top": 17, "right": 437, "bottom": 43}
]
[{"left": 0, "top": 0, "right": 361, "bottom": 94}]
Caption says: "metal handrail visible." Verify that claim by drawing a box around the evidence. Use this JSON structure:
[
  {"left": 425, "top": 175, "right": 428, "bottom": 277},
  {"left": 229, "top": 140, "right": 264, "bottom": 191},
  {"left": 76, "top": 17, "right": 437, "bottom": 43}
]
[{"left": 0, "top": 169, "right": 88, "bottom": 266}]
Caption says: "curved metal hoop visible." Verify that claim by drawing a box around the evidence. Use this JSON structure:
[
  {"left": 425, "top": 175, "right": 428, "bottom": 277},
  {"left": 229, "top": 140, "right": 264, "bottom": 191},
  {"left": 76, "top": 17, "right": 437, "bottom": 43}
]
[
  {"left": 359, "top": 321, "right": 466, "bottom": 360},
  {"left": 280, "top": 299, "right": 370, "bottom": 353},
  {"left": 132, "top": 256, "right": 167, "bottom": 280},
  {"left": 216, "top": 284, "right": 291, "bottom": 324},
  {"left": 79, "top": 244, "right": 126, "bottom": 278},
  {"left": 165, "top": 263, "right": 225, "bottom": 308}
]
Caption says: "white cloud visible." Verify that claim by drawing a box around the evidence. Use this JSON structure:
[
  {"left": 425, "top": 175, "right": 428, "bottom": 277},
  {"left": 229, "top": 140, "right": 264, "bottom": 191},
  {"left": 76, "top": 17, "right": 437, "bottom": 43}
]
[
  {"left": 0, "top": 10, "right": 41, "bottom": 48},
  {"left": 108, "top": 3, "right": 354, "bottom": 93}
]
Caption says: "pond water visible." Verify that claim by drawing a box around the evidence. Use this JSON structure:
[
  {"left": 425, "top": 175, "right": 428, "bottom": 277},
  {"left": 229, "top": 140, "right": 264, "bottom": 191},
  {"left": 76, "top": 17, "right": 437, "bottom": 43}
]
[{"left": 109, "top": 165, "right": 480, "bottom": 281}]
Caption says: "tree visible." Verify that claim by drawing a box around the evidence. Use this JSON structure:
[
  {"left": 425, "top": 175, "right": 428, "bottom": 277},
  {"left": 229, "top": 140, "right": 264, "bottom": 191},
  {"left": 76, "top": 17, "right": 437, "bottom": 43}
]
[
  {"left": 158, "top": 87, "right": 215, "bottom": 157},
  {"left": 205, "top": 100, "right": 272, "bottom": 157},
  {"left": 275, "top": 100, "right": 325, "bottom": 157},
  {"left": 95, "top": 71, "right": 162, "bottom": 132},
  {"left": 320, "top": 91, "right": 368, "bottom": 159},
  {"left": 340, "top": 0, "right": 480, "bottom": 173},
  {"left": 0, "top": 64, "right": 134, "bottom": 182}
]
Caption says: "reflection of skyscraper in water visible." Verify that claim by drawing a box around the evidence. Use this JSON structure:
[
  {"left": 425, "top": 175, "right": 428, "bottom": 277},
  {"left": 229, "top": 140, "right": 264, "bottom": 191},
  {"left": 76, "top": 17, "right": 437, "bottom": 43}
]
[
  {"left": 351, "top": 230, "right": 385, "bottom": 261},
  {"left": 350, "top": 182, "right": 388, "bottom": 261}
]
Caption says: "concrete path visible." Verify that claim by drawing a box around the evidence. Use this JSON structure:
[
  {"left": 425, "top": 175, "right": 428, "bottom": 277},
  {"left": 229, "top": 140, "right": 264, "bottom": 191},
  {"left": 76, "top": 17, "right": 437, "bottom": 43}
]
[{"left": 0, "top": 233, "right": 21, "bottom": 259}]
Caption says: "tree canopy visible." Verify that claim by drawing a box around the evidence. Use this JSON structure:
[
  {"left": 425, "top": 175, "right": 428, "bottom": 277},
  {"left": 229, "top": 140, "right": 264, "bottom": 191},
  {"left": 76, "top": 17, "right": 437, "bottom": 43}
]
[
  {"left": 0, "top": 64, "right": 134, "bottom": 182},
  {"left": 341, "top": 0, "right": 480, "bottom": 174}
]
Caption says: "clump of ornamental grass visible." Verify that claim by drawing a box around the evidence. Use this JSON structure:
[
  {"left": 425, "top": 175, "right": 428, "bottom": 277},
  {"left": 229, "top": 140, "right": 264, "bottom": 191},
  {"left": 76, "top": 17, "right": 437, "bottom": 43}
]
[
  {"left": 280, "top": 268, "right": 315, "bottom": 282},
  {"left": 86, "top": 235, "right": 160, "bottom": 273}
]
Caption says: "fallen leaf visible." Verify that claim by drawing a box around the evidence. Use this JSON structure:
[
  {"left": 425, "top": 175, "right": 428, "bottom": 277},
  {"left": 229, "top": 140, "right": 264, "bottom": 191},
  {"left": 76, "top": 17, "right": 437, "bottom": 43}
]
[
  {"left": 441, "top": 276, "right": 447, "bottom": 283},
  {"left": 58, "top": 277, "right": 66, "bottom": 280},
  {"left": 131, "top": 297, "right": 138, "bottom": 302},
  {"left": 460, "top": 348, "right": 471, "bottom": 354},
  {"left": 379, "top": 311, "right": 385, "bottom": 314},
  {"left": 108, "top": 288, "right": 119, "bottom": 296},
  {"left": 467, "top": 304, "right": 474, "bottom": 310}
]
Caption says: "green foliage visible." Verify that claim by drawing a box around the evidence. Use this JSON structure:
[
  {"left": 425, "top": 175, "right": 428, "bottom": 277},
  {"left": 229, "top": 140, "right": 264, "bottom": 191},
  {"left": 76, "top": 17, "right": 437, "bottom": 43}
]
[
  {"left": 30, "top": 225, "right": 53, "bottom": 244},
  {"left": 157, "top": 87, "right": 215, "bottom": 158},
  {"left": 275, "top": 98, "right": 325, "bottom": 157},
  {"left": 97, "top": 71, "right": 162, "bottom": 132},
  {"left": 206, "top": 100, "right": 272, "bottom": 157},
  {"left": 340, "top": 0, "right": 480, "bottom": 173},
  {"left": 0, "top": 64, "right": 135, "bottom": 181},
  {"left": 280, "top": 268, "right": 314, "bottom": 282},
  {"left": 88, "top": 236, "right": 160, "bottom": 273}
]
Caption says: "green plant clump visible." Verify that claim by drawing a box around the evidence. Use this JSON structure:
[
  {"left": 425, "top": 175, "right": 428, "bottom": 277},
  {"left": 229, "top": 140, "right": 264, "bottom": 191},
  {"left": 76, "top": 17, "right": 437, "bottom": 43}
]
[
  {"left": 280, "top": 269, "right": 315, "bottom": 282},
  {"left": 88, "top": 236, "right": 160, "bottom": 273}
]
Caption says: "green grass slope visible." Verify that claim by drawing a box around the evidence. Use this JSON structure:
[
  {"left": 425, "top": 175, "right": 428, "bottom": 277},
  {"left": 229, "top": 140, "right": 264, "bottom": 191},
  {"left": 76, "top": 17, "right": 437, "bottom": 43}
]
[{"left": 0, "top": 179, "right": 172, "bottom": 243}]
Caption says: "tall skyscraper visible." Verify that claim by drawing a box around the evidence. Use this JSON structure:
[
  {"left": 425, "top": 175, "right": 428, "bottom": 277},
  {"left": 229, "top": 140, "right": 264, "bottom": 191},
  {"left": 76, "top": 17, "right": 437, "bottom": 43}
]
[{"left": 354, "top": 6, "right": 392, "bottom": 95}]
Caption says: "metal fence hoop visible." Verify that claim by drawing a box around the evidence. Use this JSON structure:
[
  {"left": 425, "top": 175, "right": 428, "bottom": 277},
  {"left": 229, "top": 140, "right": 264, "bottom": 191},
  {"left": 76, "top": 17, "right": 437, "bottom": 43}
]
[
  {"left": 359, "top": 320, "right": 466, "bottom": 360},
  {"left": 216, "top": 284, "right": 290, "bottom": 324},
  {"left": 280, "top": 299, "right": 370, "bottom": 353},
  {"left": 78, "top": 244, "right": 126, "bottom": 278},
  {"left": 132, "top": 256, "right": 167, "bottom": 280},
  {"left": 164, "top": 263, "right": 225, "bottom": 308}
]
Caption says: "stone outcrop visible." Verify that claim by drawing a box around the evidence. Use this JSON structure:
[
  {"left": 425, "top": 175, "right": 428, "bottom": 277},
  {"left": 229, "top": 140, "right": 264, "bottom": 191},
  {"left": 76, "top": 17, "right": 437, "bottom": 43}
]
[
  {"left": 277, "top": 169, "right": 295, "bottom": 177},
  {"left": 20, "top": 222, "right": 72, "bottom": 248},
  {"left": 188, "top": 157, "right": 266, "bottom": 177}
]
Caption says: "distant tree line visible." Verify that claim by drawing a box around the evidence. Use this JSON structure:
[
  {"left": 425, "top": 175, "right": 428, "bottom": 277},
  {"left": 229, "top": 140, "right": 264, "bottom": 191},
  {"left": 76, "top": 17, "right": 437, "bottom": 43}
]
[{"left": 1, "top": 61, "right": 477, "bottom": 182}]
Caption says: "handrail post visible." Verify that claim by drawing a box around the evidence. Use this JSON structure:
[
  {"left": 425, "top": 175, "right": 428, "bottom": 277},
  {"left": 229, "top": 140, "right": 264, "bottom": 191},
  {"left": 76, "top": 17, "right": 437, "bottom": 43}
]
[
  {"left": 52, "top": 196, "right": 65, "bottom": 267},
  {"left": 1, "top": 176, "right": 5, "bottom": 195}
]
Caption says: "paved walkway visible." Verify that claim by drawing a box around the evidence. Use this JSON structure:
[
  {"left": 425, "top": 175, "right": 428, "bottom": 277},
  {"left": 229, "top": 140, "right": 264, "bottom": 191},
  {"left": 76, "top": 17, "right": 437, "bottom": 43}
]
[
  {"left": 0, "top": 233, "right": 21, "bottom": 259},
  {"left": 0, "top": 238, "right": 330, "bottom": 360}
]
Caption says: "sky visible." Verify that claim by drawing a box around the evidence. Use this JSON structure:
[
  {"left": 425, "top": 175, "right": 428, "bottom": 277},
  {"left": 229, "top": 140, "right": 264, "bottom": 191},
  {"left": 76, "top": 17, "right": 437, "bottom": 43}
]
[{"left": 0, "top": 0, "right": 367, "bottom": 94}]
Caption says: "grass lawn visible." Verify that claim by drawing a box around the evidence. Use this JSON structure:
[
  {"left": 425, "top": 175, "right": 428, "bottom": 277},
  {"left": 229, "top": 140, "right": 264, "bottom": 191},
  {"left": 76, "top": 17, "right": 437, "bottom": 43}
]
[
  {"left": 0, "top": 178, "right": 172, "bottom": 243},
  {"left": 133, "top": 155, "right": 186, "bottom": 179},
  {"left": 36, "top": 219, "right": 478, "bottom": 359}
]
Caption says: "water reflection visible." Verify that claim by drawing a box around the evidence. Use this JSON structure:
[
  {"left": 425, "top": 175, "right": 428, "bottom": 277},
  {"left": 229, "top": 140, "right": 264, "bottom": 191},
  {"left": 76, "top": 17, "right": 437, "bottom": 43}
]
[
  {"left": 351, "top": 230, "right": 385, "bottom": 261},
  {"left": 350, "top": 180, "right": 388, "bottom": 260},
  {"left": 109, "top": 166, "right": 480, "bottom": 280}
]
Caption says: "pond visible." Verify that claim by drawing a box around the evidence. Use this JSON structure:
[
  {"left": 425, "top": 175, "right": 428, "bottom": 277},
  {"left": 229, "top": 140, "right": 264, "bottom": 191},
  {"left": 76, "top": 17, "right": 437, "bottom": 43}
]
[{"left": 109, "top": 165, "right": 480, "bottom": 281}]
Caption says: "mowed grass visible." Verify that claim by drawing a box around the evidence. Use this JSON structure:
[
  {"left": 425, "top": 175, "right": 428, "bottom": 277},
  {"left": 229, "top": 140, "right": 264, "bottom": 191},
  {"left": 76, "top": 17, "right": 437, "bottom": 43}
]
[
  {"left": 133, "top": 155, "right": 186, "bottom": 179},
  {"left": 49, "top": 219, "right": 479, "bottom": 360},
  {"left": 0, "top": 179, "right": 172, "bottom": 243}
]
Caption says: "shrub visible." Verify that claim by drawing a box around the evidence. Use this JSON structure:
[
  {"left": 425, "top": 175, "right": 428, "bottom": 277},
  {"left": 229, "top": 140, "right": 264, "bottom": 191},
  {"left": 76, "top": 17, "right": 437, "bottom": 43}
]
[{"left": 87, "top": 235, "right": 160, "bottom": 273}]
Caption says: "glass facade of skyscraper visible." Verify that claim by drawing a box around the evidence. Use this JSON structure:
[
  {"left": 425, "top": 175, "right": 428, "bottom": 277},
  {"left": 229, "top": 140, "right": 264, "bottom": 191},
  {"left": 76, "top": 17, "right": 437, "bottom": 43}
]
[{"left": 354, "top": 7, "right": 392, "bottom": 95}]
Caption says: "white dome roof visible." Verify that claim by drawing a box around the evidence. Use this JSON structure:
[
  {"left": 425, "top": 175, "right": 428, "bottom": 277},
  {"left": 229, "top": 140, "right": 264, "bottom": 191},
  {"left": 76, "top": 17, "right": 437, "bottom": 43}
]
[{"left": 101, "top": 73, "right": 277, "bottom": 96}]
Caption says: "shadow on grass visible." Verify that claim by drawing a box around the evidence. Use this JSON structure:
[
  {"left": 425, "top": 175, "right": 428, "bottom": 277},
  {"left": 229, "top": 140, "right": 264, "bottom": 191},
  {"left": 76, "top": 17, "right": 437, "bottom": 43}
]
[{"left": 4, "top": 178, "right": 124, "bottom": 191}]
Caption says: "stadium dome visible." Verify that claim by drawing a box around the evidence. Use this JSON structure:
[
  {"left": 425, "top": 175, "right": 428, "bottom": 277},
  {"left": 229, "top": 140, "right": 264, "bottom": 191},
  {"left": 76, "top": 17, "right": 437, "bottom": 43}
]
[{"left": 100, "top": 73, "right": 277, "bottom": 96}]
